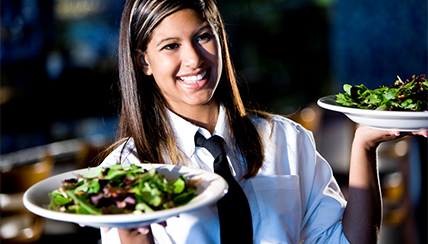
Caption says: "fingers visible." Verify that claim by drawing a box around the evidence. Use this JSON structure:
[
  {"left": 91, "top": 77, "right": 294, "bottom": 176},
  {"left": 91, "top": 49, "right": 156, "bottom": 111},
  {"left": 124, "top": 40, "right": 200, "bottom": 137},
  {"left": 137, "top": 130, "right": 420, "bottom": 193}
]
[
  {"left": 103, "top": 220, "right": 169, "bottom": 244},
  {"left": 102, "top": 220, "right": 168, "bottom": 234},
  {"left": 354, "top": 125, "right": 427, "bottom": 150},
  {"left": 137, "top": 226, "right": 150, "bottom": 235},
  {"left": 393, "top": 129, "right": 428, "bottom": 138},
  {"left": 136, "top": 220, "right": 167, "bottom": 234},
  {"left": 118, "top": 227, "right": 155, "bottom": 244},
  {"left": 411, "top": 130, "right": 428, "bottom": 138}
]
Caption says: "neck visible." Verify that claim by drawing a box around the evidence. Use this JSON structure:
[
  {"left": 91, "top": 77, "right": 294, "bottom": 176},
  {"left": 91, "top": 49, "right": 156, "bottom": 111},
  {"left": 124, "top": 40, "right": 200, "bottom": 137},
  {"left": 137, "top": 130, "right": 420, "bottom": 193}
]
[{"left": 169, "top": 100, "right": 219, "bottom": 134}]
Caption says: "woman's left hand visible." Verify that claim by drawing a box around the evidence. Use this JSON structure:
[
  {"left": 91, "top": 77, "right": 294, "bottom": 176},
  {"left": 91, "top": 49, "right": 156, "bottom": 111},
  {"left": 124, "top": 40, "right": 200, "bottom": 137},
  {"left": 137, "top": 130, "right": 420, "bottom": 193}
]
[
  {"left": 353, "top": 125, "right": 428, "bottom": 151},
  {"left": 117, "top": 226, "right": 155, "bottom": 244}
]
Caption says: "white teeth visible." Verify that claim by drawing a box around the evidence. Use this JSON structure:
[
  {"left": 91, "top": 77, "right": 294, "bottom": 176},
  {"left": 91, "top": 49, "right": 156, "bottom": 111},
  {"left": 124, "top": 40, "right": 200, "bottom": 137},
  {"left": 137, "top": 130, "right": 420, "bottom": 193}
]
[{"left": 179, "top": 71, "right": 206, "bottom": 83}]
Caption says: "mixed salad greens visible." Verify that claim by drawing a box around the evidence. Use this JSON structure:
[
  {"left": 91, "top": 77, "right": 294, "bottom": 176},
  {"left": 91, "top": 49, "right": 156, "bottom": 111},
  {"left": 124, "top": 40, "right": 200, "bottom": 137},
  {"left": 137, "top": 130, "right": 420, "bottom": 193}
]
[
  {"left": 49, "top": 164, "right": 197, "bottom": 215},
  {"left": 336, "top": 74, "right": 428, "bottom": 111}
]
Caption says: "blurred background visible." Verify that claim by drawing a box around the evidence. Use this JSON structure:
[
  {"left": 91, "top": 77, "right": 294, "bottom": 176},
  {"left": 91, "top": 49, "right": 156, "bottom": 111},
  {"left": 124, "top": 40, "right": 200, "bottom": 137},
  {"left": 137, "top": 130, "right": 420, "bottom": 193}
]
[{"left": 1, "top": 0, "right": 427, "bottom": 243}]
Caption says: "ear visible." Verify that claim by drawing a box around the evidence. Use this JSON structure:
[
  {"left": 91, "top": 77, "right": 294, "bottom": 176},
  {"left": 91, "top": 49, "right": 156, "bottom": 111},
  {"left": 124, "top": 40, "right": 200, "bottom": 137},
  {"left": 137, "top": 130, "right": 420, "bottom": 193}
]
[{"left": 135, "top": 49, "right": 153, "bottom": 76}]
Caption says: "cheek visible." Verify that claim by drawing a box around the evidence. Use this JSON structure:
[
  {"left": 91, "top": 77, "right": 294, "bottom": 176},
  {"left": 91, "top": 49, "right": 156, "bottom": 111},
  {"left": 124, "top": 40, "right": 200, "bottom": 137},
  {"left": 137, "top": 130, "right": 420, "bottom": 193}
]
[
  {"left": 150, "top": 57, "right": 179, "bottom": 80},
  {"left": 209, "top": 42, "right": 221, "bottom": 63},
  {"left": 202, "top": 43, "right": 221, "bottom": 77}
]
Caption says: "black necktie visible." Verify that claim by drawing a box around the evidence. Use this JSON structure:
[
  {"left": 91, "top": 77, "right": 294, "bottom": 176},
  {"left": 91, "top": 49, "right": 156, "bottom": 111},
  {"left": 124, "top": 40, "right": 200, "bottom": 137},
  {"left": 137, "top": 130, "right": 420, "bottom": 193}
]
[{"left": 195, "top": 132, "right": 253, "bottom": 244}]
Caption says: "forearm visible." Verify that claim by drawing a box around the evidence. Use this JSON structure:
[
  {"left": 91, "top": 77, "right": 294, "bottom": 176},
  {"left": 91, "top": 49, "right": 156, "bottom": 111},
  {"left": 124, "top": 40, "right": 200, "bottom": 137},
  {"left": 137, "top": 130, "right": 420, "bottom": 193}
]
[{"left": 342, "top": 129, "right": 383, "bottom": 244}]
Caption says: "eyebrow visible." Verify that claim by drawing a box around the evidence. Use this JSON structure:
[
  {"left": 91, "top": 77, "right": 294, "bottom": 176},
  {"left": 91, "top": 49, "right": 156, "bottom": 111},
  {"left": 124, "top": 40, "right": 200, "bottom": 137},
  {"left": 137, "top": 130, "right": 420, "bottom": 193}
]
[
  {"left": 155, "top": 24, "right": 213, "bottom": 47},
  {"left": 156, "top": 37, "right": 180, "bottom": 47}
]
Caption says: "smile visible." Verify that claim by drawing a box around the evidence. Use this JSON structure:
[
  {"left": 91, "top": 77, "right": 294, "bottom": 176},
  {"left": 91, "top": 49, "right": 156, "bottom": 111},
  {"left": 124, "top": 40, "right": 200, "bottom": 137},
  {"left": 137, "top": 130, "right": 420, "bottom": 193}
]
[{"left": 178, "top": 71, "right": 207, "bottom": 84}]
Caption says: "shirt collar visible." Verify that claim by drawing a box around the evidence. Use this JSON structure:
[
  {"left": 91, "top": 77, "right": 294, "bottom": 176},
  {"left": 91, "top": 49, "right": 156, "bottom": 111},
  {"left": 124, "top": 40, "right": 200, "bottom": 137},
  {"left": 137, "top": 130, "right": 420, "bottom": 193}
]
[{"left": 167, "top": 105, "right": 229, "bottom": 158}]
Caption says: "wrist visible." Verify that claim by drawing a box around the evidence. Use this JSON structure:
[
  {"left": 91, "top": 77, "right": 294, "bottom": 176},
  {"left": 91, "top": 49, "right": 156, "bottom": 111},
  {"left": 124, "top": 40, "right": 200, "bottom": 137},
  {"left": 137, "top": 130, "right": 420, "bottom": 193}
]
[{"left": 353, "top": 127, "right": 379, "bottom": 152}]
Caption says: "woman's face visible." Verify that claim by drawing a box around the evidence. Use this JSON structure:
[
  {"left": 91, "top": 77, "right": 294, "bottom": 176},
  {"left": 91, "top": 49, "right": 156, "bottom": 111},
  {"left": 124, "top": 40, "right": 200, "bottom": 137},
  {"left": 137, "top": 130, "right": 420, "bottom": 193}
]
[{"left": 139, "top": 8, "right": 222, "bottom": 113}]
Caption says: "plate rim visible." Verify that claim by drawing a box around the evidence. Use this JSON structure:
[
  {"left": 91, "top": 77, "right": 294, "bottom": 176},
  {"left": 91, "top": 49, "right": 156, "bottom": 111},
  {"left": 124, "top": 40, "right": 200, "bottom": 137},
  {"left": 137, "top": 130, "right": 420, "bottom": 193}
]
[
  {"left": 23, "top": 164, "right": 227, "bottom": 227},
  {"left": 317, "top": 95, "right": 428, "bottom": 118}
]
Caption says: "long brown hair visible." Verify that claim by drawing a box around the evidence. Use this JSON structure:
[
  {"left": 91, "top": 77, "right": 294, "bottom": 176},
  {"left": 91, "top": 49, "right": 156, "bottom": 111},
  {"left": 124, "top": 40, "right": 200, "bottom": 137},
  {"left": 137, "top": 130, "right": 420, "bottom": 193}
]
[{"left": 111, "top": 0, "right": 270, "bottom": 179}]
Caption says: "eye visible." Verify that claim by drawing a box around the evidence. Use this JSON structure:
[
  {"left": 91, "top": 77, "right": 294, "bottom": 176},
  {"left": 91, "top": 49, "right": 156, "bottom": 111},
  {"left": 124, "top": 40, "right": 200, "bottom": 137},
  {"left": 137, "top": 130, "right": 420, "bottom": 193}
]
[
  {"left": 196, "top": 33, "right": 213, "bottom": 43},
  {"left": 162, "top": 43, "right": 179, "bottom": 50}
]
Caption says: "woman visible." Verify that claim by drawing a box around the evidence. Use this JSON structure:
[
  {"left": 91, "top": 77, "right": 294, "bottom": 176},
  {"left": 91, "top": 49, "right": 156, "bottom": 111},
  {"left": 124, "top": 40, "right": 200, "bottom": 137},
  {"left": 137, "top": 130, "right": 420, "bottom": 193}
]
[{"left": 100, "top": 0, "right": 427, "bottom": 243}]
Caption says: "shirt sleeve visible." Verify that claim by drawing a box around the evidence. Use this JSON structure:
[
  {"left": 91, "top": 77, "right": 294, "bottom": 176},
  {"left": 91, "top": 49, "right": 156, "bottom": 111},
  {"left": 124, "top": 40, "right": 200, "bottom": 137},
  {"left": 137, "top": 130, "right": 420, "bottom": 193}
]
[{"left": 295, "top": 125, "right": 350, "bottom": 243}]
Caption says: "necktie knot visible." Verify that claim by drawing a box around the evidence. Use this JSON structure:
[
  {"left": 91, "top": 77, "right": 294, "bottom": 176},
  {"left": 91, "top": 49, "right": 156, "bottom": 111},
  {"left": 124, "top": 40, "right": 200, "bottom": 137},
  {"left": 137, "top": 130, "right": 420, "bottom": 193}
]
[{"left": 194, "top": 132, "right": 225, "bottom": 159}]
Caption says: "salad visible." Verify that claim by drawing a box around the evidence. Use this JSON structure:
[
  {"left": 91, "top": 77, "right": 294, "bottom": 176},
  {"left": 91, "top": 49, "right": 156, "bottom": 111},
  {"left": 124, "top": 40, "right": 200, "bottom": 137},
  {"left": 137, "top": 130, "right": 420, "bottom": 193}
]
[
  {"left": 48, "top": 164, "right": 197, "bottom": 215},
  {"left": 336, "top": 74, "right": 428, "bottom": 111}
]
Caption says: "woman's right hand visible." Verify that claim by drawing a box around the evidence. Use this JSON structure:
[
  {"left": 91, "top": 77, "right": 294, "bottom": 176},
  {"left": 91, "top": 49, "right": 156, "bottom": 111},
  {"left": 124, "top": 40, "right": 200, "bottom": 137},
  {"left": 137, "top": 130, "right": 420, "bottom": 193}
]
[{"left": 117, "top": 226, "right": 155, "bottom": 244}]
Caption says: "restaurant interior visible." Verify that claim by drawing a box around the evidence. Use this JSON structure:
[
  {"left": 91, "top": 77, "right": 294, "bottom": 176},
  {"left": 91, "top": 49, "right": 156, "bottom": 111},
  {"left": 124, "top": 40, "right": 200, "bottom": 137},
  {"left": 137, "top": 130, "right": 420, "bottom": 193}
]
[{"left": 1, "top": 0, "right": 427, "bottom": 243}]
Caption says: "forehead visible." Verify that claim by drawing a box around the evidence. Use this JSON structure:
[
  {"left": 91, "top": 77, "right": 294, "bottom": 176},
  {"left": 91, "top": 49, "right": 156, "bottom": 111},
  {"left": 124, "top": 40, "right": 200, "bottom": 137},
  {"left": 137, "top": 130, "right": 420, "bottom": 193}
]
[{"left": 150, "top": 8, "right": 210, "bottom": 42}]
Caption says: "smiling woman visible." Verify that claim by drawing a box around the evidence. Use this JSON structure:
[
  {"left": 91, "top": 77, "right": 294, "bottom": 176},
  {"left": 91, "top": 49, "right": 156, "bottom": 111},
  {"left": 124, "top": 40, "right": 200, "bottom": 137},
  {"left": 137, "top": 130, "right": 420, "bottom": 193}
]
[
  {"left": 96, "top": 0, "right": 428, "bottom": 244},
  {"left": 113, "top": 0, "right": 264, "bottom": 175}
]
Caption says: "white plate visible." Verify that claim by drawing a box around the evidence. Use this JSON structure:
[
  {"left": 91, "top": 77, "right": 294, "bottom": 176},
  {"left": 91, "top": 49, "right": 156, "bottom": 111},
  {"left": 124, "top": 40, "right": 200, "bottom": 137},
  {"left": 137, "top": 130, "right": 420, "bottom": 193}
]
[
  {"left": 23, "top": 164, "right": 227, "bottom": 228},
  {"left": 317, "top": 95, "right": 428, "bottom": 131}
]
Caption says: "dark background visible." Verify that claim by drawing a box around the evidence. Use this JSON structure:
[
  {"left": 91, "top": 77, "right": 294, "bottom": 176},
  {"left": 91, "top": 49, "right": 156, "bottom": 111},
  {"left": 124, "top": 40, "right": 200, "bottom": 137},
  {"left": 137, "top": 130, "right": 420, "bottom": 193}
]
[
  {"left": 1, "top": 0, "right": 426, "bottom": 153},
  {"left": 1, "top": 0, "right": 427, "bottom": 243}
]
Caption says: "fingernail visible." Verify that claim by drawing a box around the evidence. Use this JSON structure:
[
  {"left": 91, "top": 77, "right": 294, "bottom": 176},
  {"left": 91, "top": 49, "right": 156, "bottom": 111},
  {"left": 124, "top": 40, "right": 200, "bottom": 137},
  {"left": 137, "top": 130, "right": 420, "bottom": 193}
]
[
  {"left": 395, "top": 132, "right": 400, "bottom": 137},
  {"left": 138, "top": 227, "right": 150, "bottom": 235}
]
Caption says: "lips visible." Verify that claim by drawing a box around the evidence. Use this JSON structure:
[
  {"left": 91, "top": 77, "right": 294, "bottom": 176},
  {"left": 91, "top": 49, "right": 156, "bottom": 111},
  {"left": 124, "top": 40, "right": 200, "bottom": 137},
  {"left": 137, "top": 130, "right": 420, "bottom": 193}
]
[{"left": 177, "top": 70, "right": 207, "bottom": 84}]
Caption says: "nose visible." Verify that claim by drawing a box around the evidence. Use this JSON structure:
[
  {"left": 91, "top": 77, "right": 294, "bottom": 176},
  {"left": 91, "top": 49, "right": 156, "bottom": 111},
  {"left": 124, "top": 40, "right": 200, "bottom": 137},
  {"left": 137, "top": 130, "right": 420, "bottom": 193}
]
[{"left": 182, "top": 43, "right": 203, "bottom": 69}]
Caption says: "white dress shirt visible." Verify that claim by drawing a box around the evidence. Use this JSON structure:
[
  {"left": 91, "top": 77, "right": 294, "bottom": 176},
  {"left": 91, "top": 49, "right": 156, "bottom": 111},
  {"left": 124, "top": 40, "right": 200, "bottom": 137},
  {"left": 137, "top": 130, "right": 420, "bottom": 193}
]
[{"left": 100, "top": 106, "right": 350, "bottom": 244}]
